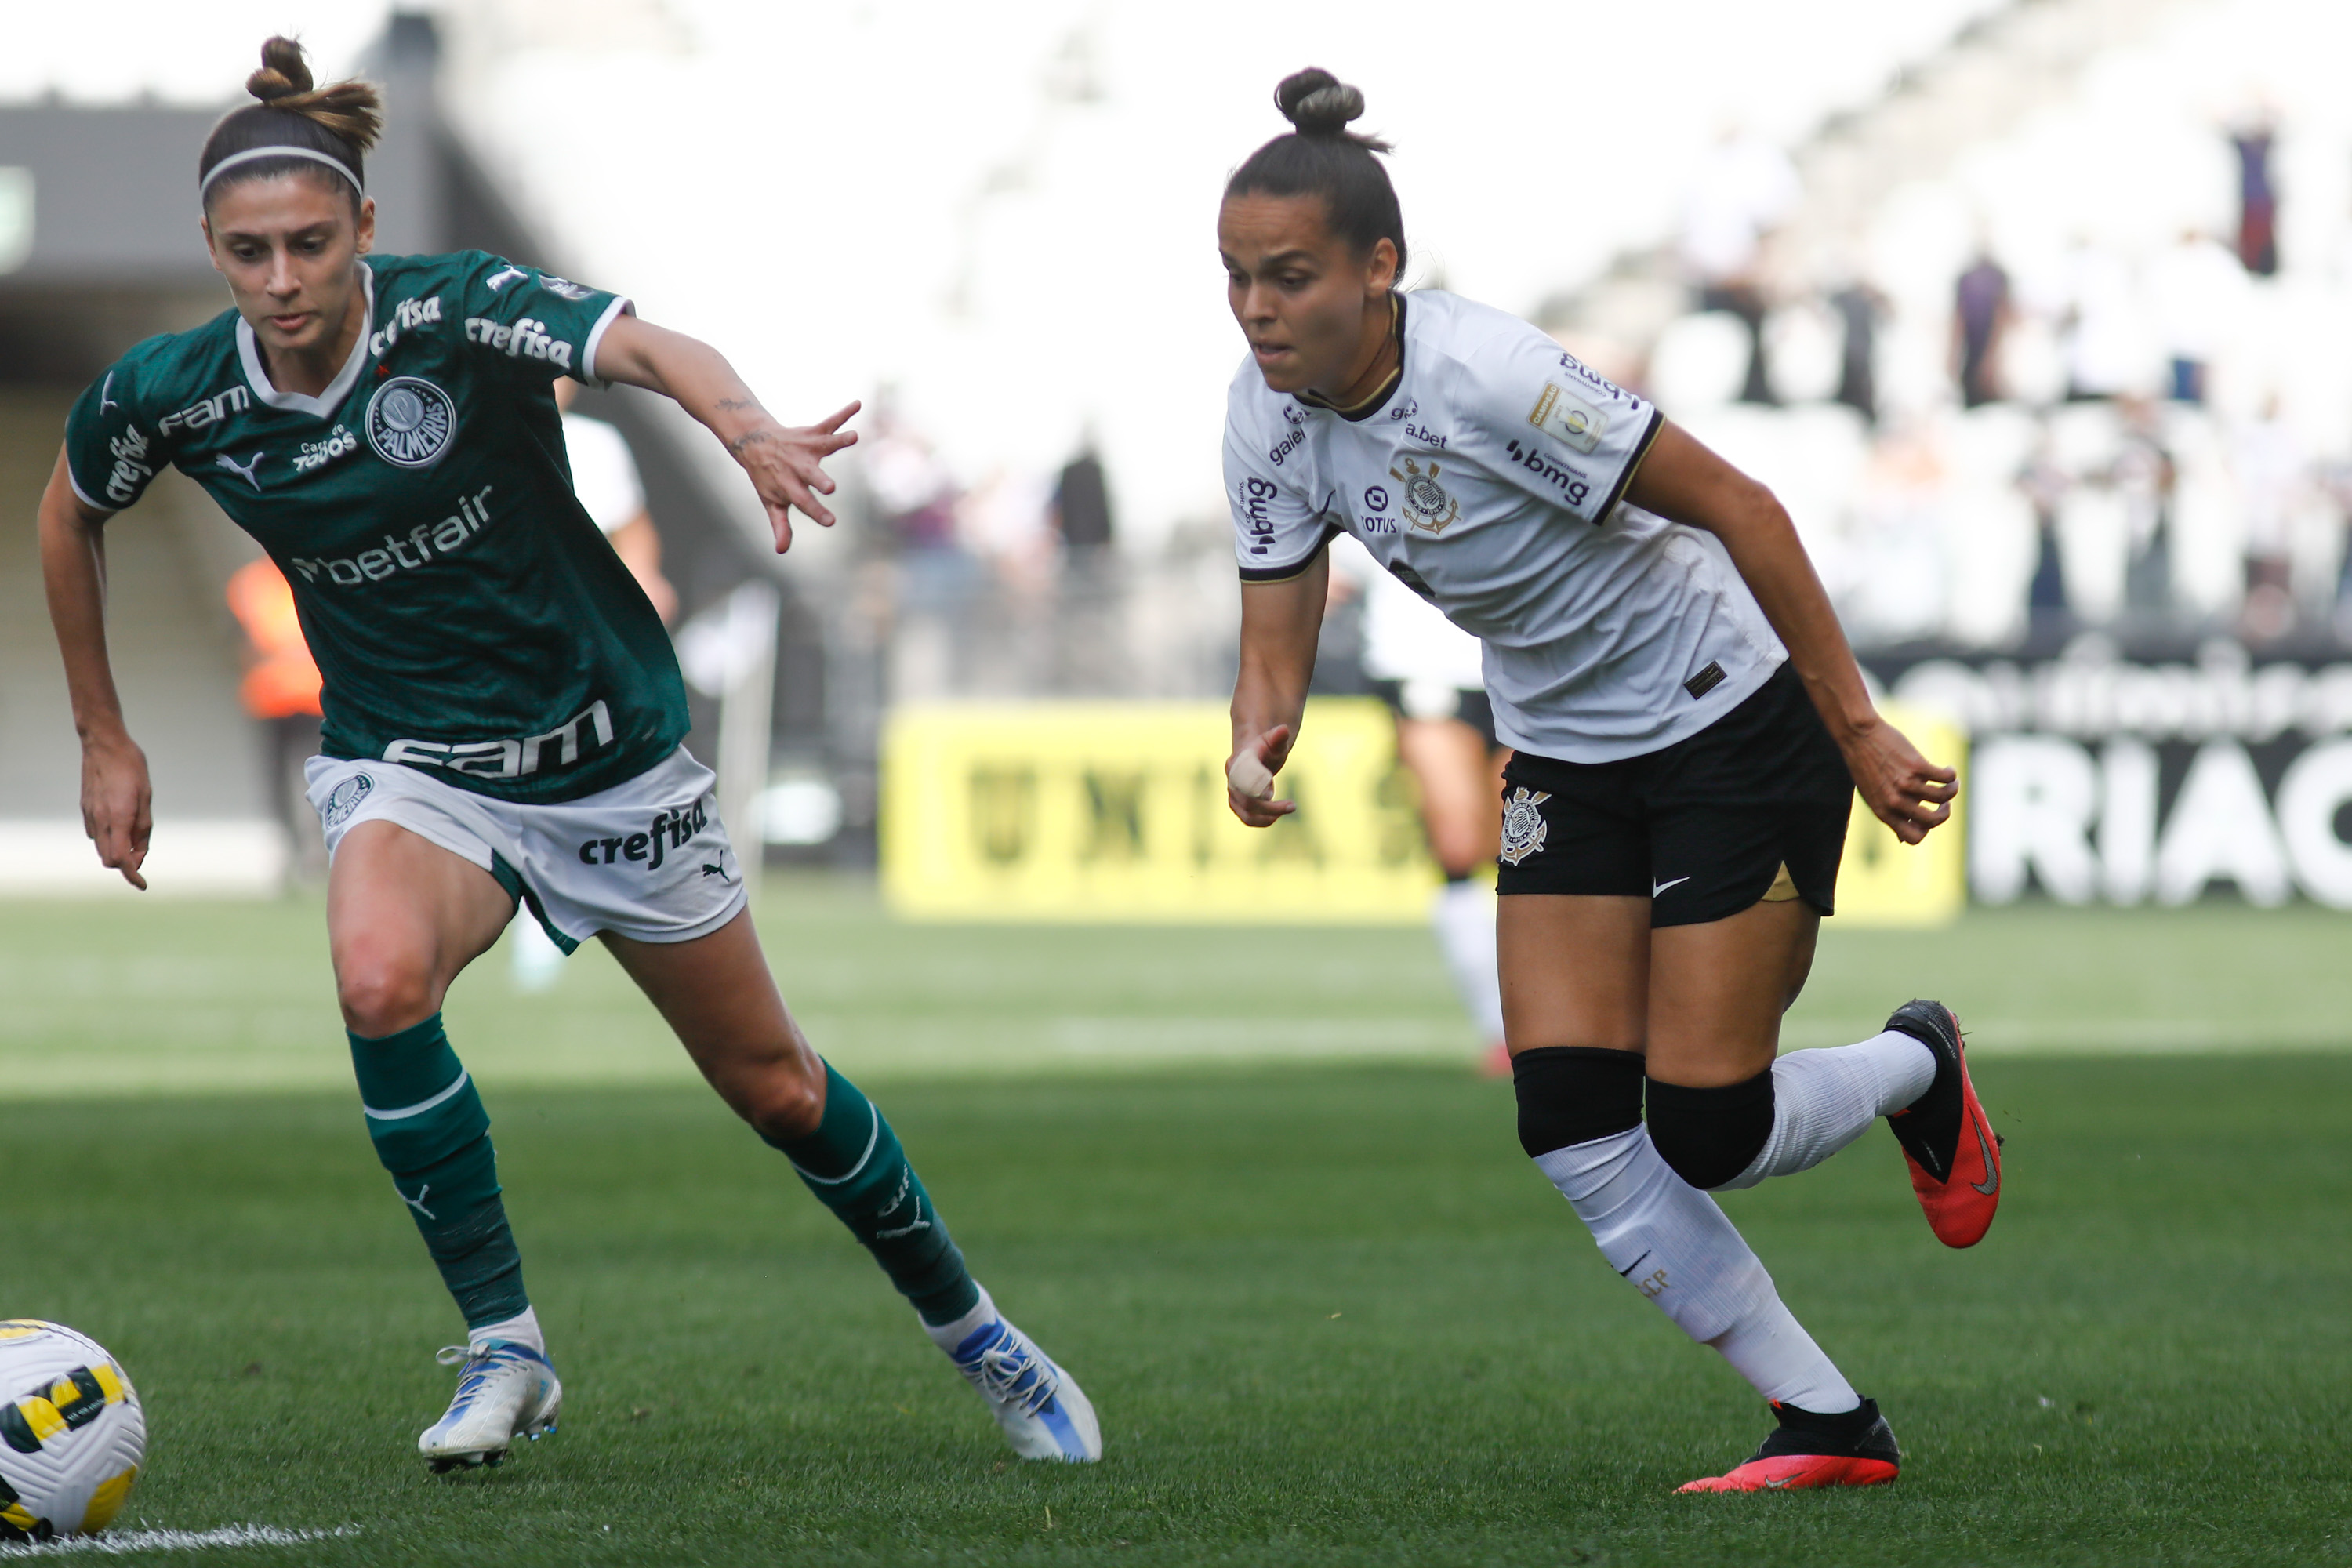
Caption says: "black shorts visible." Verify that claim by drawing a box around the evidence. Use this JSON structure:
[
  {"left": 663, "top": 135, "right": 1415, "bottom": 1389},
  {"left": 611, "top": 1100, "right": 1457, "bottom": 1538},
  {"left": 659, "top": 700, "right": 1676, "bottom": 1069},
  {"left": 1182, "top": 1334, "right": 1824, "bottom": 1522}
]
[
  {"left": 1494, "top": 663, "right": 1852, "bottom": 926},
  {"left": 1368, "top": 679, "right": 1502, "bottom": 750}
]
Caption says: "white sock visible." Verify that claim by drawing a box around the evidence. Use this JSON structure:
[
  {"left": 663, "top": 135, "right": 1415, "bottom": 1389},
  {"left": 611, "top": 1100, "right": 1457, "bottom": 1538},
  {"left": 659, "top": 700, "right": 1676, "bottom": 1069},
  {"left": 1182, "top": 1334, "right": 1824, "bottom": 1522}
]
[
  {"left": 1534, "top": 1127, "right": 1858, "bottom": 1412},
  {"left": 1713, "top": 1031, "right": 1938, "bottom": 1191},
  {"left": 1431, "top": 880, "right": 1504, "bottom": 1045},
  {"left": 470, "top": 1305, "right": 545, "bottom": 1356},
  {"left": 920, "top": 1283, "right": 998, "bottom": 1356}
]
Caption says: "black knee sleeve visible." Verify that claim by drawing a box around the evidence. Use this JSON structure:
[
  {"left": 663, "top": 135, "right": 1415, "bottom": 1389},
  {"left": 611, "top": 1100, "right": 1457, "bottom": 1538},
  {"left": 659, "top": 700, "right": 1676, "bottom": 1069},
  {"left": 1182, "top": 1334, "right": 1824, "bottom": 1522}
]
[
  {"left": 1512, "top": 1047, "right": 1644, "bottom": 1157},
  {"left": 1644, "top": 1069, "right": 1776, "bottom": 1190}
]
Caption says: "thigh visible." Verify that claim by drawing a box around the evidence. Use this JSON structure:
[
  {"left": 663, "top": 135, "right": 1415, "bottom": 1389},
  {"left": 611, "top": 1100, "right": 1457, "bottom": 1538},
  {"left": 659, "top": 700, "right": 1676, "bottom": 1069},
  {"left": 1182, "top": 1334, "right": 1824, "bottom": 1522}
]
[
  {"left": 1395, "top": 715, "right": 1500, "bottom": 877},
  {"left": 1497, "top": 893, "right": 1651, "bottom": 1055},
  {"left": 326, "top": 819, "right": 517, "bottom": 1028},
  {"left": 1644, "top": 897, "right": 1820, "bottom": 1087},
  {"left": 600, "top": 909, "right": 825, "bottom": 1133}
]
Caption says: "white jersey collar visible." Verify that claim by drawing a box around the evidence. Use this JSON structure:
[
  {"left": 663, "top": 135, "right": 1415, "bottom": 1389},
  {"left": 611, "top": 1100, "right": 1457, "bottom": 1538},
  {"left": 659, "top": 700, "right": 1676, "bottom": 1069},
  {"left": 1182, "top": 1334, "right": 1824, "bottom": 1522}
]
[{"left": 235, "top": 262, "right": 376, "bottom": 418}]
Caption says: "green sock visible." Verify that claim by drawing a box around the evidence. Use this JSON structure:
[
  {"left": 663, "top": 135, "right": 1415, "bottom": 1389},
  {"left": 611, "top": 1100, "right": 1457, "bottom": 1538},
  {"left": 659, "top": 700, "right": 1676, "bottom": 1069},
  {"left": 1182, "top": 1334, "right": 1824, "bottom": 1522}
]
[
  {"left": 348, "top": 1014, "right": 529, "bottom": 1330},
  {"left": 767, "top": 1062, "right": 981, "bottom": 1326}
]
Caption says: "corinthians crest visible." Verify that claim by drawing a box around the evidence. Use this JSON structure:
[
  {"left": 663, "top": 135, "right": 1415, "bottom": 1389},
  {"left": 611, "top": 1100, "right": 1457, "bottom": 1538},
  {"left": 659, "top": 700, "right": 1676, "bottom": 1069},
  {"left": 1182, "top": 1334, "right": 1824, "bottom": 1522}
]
[
  {"left": 365, "top": 376, "right": 456, "bottom": 469},
  {"left": 1497, "top": 786, "right": 1551, "bottom": 866},
  {"left": 1389, "top": 455, "right": 1459, "bottom": 534}
]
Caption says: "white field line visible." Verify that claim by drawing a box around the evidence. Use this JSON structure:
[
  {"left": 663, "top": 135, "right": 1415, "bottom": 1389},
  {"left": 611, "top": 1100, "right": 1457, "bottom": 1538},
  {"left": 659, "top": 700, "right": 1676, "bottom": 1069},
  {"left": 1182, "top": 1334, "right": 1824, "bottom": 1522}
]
[{"left": 0, "top": 1525, "right": 358, "bottom": 1556}]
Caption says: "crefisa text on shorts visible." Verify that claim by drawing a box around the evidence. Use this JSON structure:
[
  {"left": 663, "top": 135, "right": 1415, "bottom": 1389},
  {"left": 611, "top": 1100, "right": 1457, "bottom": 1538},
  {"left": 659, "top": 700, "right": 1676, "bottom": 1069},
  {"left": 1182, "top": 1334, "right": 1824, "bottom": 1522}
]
[{"left": 577, "top": 798, "right": 712, "bottom": 869}]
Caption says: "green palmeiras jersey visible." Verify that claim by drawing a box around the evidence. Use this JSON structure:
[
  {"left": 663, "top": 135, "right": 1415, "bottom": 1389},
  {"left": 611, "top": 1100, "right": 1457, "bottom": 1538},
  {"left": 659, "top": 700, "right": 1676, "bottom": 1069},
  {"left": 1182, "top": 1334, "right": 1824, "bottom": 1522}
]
[{"left": 64, "top": 250, "right": 689, "bottom": 804}]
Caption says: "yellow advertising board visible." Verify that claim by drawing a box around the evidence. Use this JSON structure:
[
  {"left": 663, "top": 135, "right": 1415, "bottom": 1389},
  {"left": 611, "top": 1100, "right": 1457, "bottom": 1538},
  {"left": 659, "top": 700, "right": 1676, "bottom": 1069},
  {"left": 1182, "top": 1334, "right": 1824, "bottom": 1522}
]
[{"left": 881, "top": 699, "right": 1965, "bottom": 927}]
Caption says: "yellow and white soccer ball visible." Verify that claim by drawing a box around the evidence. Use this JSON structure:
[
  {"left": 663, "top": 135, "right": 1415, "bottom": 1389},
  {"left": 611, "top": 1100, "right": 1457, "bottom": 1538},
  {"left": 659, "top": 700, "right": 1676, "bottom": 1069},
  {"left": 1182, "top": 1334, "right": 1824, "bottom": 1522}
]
[{"left": 0, "top": 1321, "right": 144, "bottom": 1542}]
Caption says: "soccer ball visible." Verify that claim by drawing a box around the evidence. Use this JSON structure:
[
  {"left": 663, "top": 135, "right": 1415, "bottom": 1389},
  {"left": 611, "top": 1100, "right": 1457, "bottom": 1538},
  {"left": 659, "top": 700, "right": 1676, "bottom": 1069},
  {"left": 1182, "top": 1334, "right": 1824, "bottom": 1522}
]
[{"left": 0, "top": 1322, "right": 144, "bottom": 1542}]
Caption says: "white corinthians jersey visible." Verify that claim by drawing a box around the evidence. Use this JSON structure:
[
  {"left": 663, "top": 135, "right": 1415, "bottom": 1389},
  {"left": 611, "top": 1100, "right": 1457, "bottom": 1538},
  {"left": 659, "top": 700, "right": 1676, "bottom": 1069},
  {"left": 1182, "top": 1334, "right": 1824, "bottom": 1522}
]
[{"left": 1225, "top": 291, "right": 1786, "bottom": 763}]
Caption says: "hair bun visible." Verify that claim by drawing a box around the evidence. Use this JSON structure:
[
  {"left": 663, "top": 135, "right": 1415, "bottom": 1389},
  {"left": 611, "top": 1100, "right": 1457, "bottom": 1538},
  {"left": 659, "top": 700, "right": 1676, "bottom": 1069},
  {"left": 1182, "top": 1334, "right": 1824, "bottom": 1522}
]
[
  {"left": 1276, "top": 67, "right": 1365, "bottom": 138},
  {"left": 246, "top": 35, "right": 315, "bottom": 103}
]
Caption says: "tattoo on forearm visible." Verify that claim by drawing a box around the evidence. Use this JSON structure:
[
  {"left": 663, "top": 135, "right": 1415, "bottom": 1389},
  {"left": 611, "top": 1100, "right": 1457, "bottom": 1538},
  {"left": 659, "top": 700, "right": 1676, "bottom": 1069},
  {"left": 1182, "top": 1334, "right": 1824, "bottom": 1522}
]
[
  {"left": 726, "top": 430, "right": 775, "bottom": 456},
  {"left": 713, "top": 397, "right": 760, "bottom": 413}
]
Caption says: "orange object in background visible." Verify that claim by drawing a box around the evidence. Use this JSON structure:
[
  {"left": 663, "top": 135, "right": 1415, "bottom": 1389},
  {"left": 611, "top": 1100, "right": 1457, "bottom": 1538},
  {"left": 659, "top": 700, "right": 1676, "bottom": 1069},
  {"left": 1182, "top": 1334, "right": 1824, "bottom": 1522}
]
[{"left": 225, "top": 558, "right": 322, "bottom": 719}]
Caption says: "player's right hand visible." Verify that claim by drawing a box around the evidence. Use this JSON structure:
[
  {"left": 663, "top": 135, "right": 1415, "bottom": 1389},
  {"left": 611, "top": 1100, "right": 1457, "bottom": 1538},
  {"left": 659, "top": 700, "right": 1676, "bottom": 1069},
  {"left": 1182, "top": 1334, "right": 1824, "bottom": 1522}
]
[
  {"left": 1226, "top": 724, "right": 1296, "bottom": 828},
  {"left": 80, "top": 731, "right": 153, "bottom": 890}
]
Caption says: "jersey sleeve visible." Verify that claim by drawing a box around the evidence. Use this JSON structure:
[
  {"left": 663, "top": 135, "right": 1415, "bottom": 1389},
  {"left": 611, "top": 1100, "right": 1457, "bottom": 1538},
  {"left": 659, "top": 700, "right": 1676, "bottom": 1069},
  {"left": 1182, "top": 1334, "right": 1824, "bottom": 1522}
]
[
  {"left": 1462, "top": 325, "right": 1663, "bottom": 526},
  {"left": 454, "top": 252, "right": 635, "bottom": 386},
  {"left": 61, "top": 354, "right": 172, "bottom": 513},
  {"left": 1225, "top": 405, "right": 1337, "bottom": 582}
]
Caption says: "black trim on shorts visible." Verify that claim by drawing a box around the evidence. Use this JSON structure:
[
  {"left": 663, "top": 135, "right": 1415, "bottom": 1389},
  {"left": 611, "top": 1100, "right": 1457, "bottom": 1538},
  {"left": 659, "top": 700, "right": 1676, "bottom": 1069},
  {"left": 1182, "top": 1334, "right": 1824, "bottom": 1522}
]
[
  {"left": 1369, "top": 678, "right": 1502, "bottom": 751},
  {"left": 1492, "top": 662, "right": 1851, "bottom": 927}
]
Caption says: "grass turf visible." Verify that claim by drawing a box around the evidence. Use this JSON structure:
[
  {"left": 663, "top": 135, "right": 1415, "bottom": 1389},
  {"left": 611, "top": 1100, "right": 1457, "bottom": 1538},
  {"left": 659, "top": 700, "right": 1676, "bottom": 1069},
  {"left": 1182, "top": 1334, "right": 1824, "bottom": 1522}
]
[
  {"left": 3, "top": 887, "right": 2351, "bottom": 1563},
  {"left": 4, "top": 1058, "right": 2351, "bottom": 1565}
]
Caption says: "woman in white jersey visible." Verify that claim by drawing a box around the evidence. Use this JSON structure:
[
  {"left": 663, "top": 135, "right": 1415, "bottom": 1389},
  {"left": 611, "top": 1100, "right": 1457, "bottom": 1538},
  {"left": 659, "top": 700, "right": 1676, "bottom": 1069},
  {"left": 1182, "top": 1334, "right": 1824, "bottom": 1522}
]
[
  {"left": 1332, "top": 537, "right": 1509, "bottom": 1071},
  {"left": 1219, "top": 71, "right": 1998, "bottom": 1492}
]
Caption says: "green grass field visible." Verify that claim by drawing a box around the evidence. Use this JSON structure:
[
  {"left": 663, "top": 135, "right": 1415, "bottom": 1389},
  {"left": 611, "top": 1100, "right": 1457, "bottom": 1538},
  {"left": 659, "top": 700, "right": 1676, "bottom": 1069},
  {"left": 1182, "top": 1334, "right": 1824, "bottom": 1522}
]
[{"left": 2, "top": 885, "right": 2350, "bottom": 1565}]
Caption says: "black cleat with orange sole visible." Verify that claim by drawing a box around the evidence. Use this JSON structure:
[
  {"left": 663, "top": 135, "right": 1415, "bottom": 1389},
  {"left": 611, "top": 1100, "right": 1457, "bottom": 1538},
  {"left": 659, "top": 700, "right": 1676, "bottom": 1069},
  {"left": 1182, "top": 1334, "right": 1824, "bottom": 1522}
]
[
  {"left": 1883, "top": 999, "right": 2002, "bottom": 1247},
  {"left": 1677, "top": 1398, "right": 1900, "bottom": 1493}
]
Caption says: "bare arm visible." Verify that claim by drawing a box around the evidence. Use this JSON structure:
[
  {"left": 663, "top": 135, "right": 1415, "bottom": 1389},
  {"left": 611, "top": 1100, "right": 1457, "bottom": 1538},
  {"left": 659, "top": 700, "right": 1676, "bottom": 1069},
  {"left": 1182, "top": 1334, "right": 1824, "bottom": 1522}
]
[
  {"left": 1625, "top": 422, "right": 1955, "bottom": 844},
  {"left": 38, "top": 447, "right": 152, "bottom": 887},
  {"left": 589, "top": 314, "right": 858, "bottom": 554},
  {"left": 606, "top": 514, "right": 677, "bottom": 626},
  {"left": 1228, "top": 550, "right": 1330, "bottom": 826}
]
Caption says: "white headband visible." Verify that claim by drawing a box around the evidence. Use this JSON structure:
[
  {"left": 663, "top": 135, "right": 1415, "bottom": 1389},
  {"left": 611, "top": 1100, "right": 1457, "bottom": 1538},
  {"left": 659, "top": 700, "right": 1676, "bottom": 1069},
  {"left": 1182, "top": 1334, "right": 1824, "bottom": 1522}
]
[{"left": 200, "top": 144, "right": 362, "bottom": 199}]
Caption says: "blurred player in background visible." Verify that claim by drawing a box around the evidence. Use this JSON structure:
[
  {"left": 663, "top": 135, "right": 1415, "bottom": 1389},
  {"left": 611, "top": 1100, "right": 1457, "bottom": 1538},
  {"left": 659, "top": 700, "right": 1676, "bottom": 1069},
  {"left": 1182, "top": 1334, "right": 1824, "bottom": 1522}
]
[
  {"left": 226, "top": 554, "right": 327, "bottom": 883},
  {"left": 1331, "top": 536, "right": 1508, "bottom": 1071},
  {"left": 42, "top": 38, "right": 1096, "bottom": 1473},
  {"left": 510, "top": 380, "right": 677, "bottom": 989},
  {"left": 1220, "top": 69, "right": 1995, "bottom": 1492}
]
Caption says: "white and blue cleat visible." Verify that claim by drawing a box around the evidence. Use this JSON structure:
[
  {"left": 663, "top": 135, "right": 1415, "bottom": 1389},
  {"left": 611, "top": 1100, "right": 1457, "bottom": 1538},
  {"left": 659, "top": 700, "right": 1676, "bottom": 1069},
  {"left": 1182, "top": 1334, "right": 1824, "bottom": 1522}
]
[
  {"left": 417, "top": 1341, "right": 562, "bottom": 1473},
  {"left": 949, "top": 1316, "right": 1100, "bottom": 1462}
]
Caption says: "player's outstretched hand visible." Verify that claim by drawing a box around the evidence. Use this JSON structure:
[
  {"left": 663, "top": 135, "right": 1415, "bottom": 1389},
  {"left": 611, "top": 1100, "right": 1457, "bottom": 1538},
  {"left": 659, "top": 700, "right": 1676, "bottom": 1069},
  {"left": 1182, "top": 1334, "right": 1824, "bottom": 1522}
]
[
  {"left": 731, "top": 401, "right": 861, "bottom": 553},
  {"left": 81, "top": 731, "right": 153, "bottom": 890},
  {"left": 1226, "top": 724, "right": 1297, "bottom": 827},
  {"left": 1843, "top": 717, "right": 1956, "bottom": 846}
]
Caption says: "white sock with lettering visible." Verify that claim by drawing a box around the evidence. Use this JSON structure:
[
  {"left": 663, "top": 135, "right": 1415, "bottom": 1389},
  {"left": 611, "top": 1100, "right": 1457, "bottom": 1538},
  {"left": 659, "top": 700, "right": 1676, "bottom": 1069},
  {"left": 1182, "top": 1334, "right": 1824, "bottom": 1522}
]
[
  {"left": 1431, "top": 881, "right": 1504, "bottom": 1046},
  {"left": 1713, "top": 1033, "right": 1939, "bottom": 1192},
  {"left": 470, "top": 1305, "right": 545, "bottom": 1356},
  {"left": 1534, "top": 1127, "right": 1857, "bottom": 1412}
]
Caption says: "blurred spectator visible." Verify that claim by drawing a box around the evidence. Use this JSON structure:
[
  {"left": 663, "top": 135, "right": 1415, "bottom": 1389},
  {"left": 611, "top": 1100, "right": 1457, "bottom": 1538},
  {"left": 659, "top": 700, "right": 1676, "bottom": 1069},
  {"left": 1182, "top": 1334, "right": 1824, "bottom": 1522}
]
[
  {"left": 1952, "top": 250, "right": 2013, "bottom": 408},
  {"left": 2061, "top": 239, "right": 2154, "bottom": 401},
  {"left": 2230, "top": 114, "right": 2279, "bottom": 277},
  {"left": 225, "top": 557, "right": 325, "bottom": 884},
  {"left": 863, "top": 397, "right": 979, "bottom": 699},
  {"left": 2114, "top": 398, "right": 2178, "bottom": 615},
  {"left": 1679, "top": 128, "right": 1798, "bottom": 405},
  {"left": 1051, "top": 435, "right": 1123, "bottom": 692},
  {"left": 2019, "top": 436, "right": 2072, "bottom": 630},
  {"left": 1829, "top": 278, "right": 1885, "bottom": 424},
  {"left": 554, "top": 379, "right": 677, "bottom": 624},
  {"left": 2235, "top": 395, "right": 2303, "bottom": 641},
  {"left": 2146, "top": 229, "right": 2248, "bottom": 405}
]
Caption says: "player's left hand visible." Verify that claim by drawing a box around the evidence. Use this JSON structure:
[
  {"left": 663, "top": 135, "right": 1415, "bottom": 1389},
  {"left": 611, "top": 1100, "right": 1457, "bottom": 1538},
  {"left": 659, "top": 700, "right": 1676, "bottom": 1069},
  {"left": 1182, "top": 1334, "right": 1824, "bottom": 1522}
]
[
  {"left": 1842, "top": 717, "right": 1957, "bottom": 845},
  {"left": 1226, "top": 724, "right": 1298, "bottom": 827},
  {"left": 731, "top": 401, "right": 861, "bottom": 552}
]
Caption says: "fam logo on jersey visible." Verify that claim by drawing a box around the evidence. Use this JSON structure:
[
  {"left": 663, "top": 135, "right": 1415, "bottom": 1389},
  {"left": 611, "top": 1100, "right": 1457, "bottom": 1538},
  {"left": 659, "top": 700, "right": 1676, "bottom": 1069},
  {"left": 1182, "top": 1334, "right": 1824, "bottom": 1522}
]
[
  {"left": 1498, "top": 787, "right": 1552, "bottom": 866},
  {"left": 1529, "top": 382, "right": 1609, "bottom": 455},
  {"left": 1389, "top": 456, "right": 1458, "bottom": 535},
  {"left": 365, "top": 376, "right": 456, "bottom": 469},
  {"left": 159, "top": 384, "right": 251, "bottom": 436},
  {"left": 321, "top": 772, "right": 375, "bottom": 830}
]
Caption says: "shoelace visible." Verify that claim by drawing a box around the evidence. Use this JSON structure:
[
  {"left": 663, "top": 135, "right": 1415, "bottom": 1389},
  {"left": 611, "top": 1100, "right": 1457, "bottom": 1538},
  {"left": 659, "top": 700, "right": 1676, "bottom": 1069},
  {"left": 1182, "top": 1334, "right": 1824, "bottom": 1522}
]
[{"left": 960, "top": 1330, "right": 1060, "bottom": 1418}]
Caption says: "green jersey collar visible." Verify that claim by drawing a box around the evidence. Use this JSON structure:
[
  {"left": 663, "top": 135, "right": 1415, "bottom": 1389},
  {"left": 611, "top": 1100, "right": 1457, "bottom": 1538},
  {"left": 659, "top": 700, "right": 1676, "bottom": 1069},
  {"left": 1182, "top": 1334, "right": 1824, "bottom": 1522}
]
[{"left": 234, "top": 262, "right": 376, "bottom": 419}]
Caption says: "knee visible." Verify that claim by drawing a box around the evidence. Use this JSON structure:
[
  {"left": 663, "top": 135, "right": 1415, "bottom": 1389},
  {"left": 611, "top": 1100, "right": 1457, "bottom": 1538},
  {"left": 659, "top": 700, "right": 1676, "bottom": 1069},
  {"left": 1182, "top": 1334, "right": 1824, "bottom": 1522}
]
[
  {"left": 1643, "top": 1070, "right": 1776, "bottom": 1191},
  {"left": 336, "top": 948, "right": 441, "bottom": 1038},
  {"left": 734, "top": 1056, "right": 827, "bottom": 1144}
]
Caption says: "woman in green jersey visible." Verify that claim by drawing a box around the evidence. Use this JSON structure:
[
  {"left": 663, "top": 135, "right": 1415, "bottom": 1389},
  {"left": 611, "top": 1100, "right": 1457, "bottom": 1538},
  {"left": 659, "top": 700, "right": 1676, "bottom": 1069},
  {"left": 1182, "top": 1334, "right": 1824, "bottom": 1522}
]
[{"left": 40, "top": 37, "right": 1098, "bottom": 1472}]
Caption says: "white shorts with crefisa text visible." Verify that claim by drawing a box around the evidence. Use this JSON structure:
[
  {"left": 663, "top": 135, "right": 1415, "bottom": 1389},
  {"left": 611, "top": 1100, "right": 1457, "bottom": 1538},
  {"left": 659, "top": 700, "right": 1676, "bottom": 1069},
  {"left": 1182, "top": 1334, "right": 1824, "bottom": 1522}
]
[{"left": 303, "top": 746, "right": 746, "bottom": 952}]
